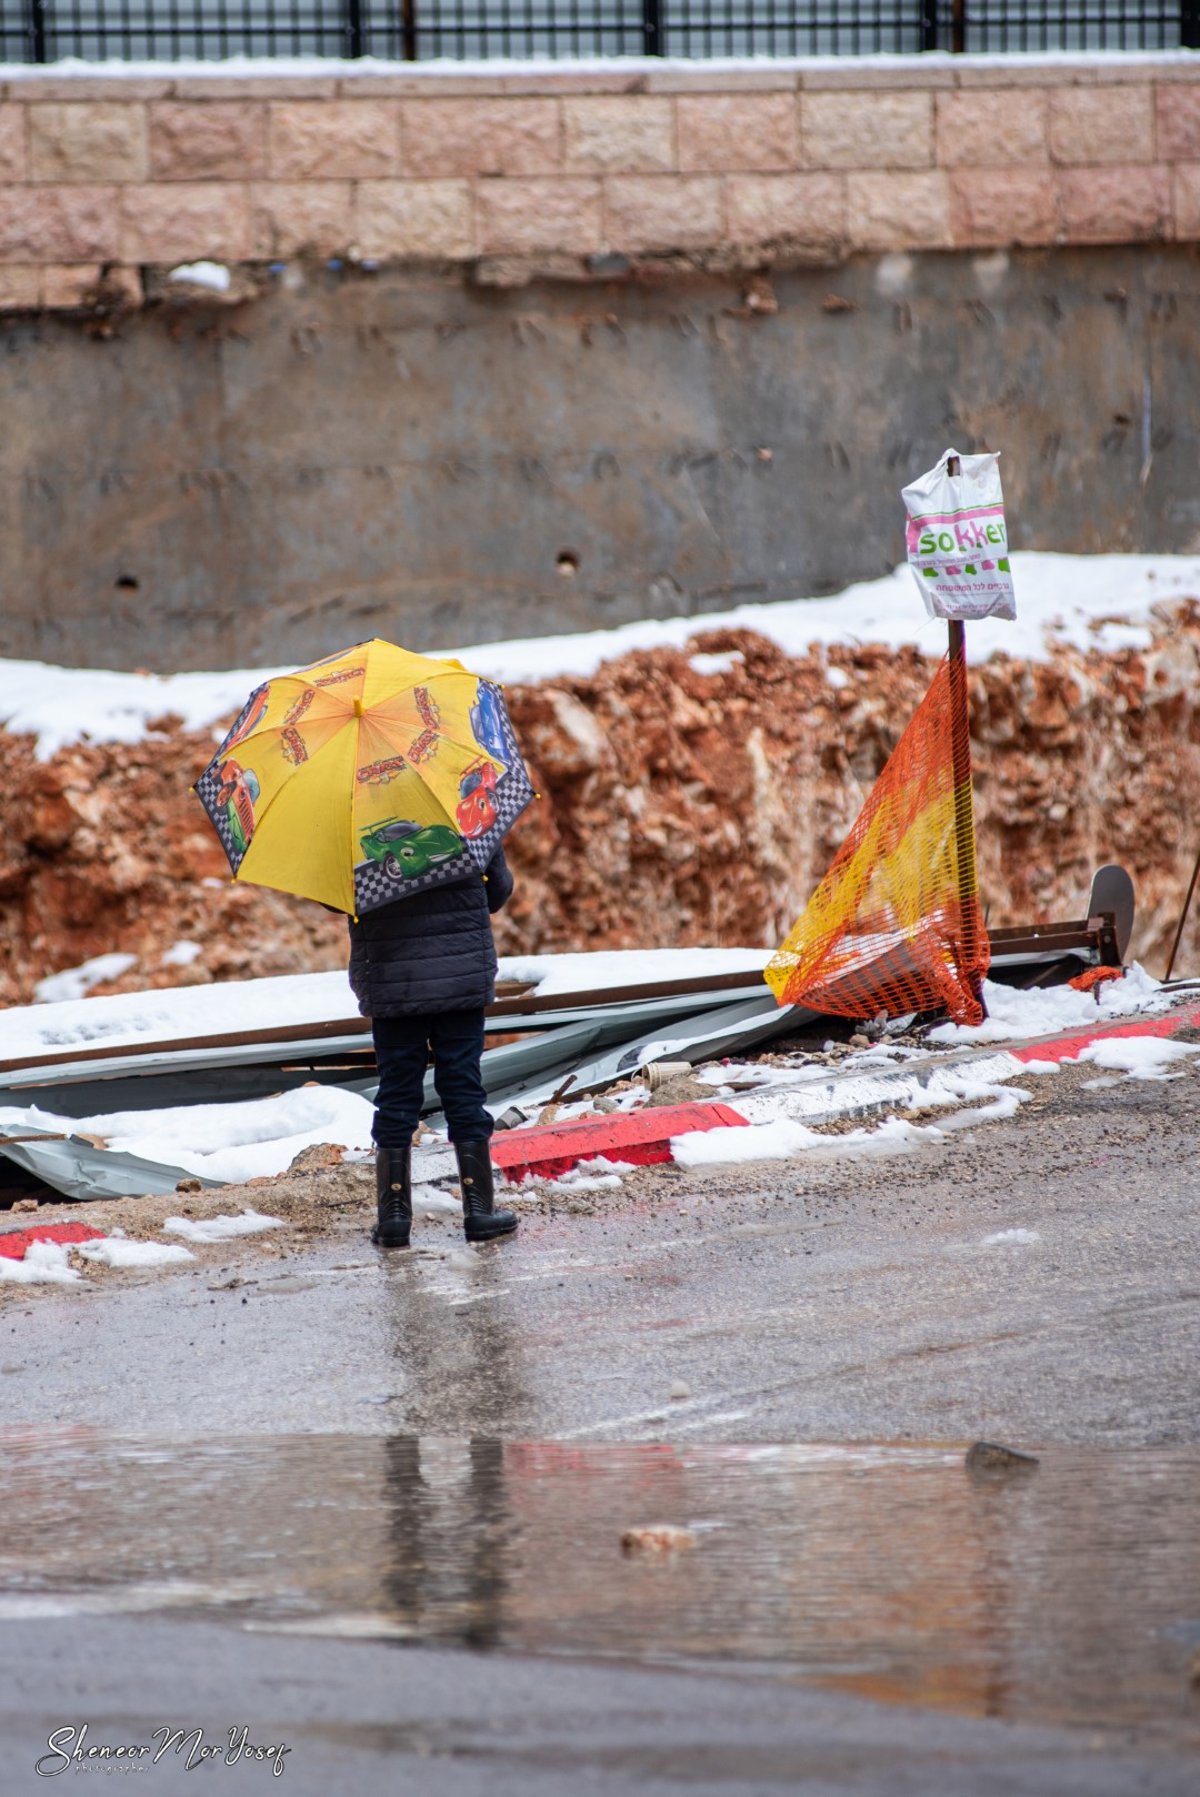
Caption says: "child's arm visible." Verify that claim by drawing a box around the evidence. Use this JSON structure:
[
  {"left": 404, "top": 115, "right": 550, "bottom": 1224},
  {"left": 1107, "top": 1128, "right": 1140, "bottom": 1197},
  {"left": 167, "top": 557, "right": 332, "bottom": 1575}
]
[{"left": 484, "top": 844, "right": 514, "bottom": 914}]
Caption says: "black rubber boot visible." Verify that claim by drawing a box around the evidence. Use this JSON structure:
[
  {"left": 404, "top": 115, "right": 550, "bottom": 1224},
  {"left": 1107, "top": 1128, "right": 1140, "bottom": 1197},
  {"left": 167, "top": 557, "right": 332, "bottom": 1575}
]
[
  {"left": 455, "top": 1140, "right": 517, "bottom": 1244},
  {"left": 372, "top": 1144, "right": 413, "bottom": 1249}
]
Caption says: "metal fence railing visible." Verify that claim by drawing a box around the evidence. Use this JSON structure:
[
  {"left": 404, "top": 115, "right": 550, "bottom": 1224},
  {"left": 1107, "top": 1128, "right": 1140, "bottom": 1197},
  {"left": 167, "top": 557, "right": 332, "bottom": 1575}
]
[{"left": 0, "top": 0, "right": 1194, "bottom": 63}]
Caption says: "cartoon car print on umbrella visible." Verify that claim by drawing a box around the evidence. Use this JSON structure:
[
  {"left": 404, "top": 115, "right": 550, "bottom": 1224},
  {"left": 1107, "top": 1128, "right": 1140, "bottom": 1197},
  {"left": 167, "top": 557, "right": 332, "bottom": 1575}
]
[
  {"left": 194, "top": 639, "right": 535, "bottom": 916},
  {"left": 456, "top": 758, "right": 499, "bottom": 838},
  {"left": 219, "top": 687, "right": 269, "bottom": 756},
  {"left": 469, "top": 681, "right": 509, "bottom": 764},
  {"left": 360, "top": 819, "right": 466, "bottom": 881},
  {"left": 215, "top": 758, "right": 261, "bottom": 857}
]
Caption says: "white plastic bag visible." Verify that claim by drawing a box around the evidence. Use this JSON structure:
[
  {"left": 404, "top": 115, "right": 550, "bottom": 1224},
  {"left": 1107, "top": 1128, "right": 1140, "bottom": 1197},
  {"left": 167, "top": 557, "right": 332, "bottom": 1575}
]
[{"left": 901, "top": 448, "right": 1016, "bottom": 623}]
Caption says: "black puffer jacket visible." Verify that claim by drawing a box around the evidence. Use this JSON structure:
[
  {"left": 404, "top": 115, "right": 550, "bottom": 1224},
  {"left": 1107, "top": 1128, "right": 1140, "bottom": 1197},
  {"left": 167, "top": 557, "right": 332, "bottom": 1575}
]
[{"left": 347, "top": 846, "right": 513, "bottom": 1017}]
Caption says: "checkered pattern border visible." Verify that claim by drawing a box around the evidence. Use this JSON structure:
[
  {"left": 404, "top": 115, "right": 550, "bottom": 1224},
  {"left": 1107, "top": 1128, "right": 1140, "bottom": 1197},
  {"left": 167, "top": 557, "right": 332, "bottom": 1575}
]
[
  {"left": 480, "top": 683, "right": 536, "bottom": 837},
  {"left": 353, "top": 850, "right": 473, "bottom": 913},
  {"left": 216, "top": 684, "right": 269, "bottom": 758},
  {"left": 194, "top": 763, "right": 247, "bottom": 874}
]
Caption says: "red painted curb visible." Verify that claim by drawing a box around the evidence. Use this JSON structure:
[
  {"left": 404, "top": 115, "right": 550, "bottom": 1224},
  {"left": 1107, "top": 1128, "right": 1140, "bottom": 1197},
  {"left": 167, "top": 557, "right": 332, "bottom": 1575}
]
[
  {"left": 491, "top": 1102, "right": 749, "bottom": 1181},
  {"left": 1011, "top": 999, "right": 1200, "bottom": 1067},
  {"left": 0, "top": 1222, "right": 105, "bottom": 1260}
]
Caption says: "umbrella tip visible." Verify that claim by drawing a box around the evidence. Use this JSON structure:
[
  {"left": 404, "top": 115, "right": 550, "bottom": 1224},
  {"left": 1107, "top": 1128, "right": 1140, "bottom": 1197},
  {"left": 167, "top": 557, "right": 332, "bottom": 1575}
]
[{"left": 353, "top": 697, "right": 364, "bottom": 717}]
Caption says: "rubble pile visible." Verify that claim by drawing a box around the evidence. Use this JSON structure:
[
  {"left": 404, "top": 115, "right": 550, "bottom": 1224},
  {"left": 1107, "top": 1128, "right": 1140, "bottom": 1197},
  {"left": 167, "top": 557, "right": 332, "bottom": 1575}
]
[{"left": 2, "top": 610, "right": 1199, "bottom": 1007}]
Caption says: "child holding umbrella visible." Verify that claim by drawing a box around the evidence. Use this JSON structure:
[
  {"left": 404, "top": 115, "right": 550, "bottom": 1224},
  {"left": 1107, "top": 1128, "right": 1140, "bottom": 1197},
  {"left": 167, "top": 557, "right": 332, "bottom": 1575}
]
[{"left": 348, "top": 842, "right": 518, "bottom": 1250}]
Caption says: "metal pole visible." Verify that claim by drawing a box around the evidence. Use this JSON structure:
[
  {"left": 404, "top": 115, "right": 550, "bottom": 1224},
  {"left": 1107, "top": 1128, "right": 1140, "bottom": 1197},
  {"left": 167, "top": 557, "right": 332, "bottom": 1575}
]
[
  {"left": 1183, "top": 0, "right": 1200, "bottom": 51},
  {"left": 920, "top": 0, "right": 939, "bottom": 52},
  {"left": 951, "top": 0, "right": 965, "bottom": 54},
  {"left": 26, "top": 0, "right": 48, "bottom": 63},
  {"left": 945, "top": 453, "right": 986, "bottom": 1020},
  {"left": 642, "top": 0, "right": 664, "bottom": 56},
  {"left": 342, "top": 0, "right": 364, "bottom": 59},
  {"left": 1164, "top": 843, "right": 1200, "bottom": 981},
  {"left": 401, "top": 0, "right": 417, "bottom": 60}
]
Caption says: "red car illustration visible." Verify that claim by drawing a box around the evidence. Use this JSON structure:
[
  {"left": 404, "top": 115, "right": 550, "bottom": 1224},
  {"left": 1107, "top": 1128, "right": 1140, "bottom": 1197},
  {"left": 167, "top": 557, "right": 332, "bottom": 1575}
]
[
  {"left": 215, "top": 757, "right": 261, "bottom": 855},
  {"left": 456, "top": 758, "right": 498, "bottom": 837}
]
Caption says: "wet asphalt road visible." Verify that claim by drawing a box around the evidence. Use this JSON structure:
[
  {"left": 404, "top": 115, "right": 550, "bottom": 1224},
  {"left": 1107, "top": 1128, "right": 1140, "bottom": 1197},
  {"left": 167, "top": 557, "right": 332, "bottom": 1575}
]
[
  {"left": 2, "top": 1057, "right": 1199, "bottom": 1794},
  {"left": 5, "top": 1616, "right": 1197, "bottom": 1797},
  {"left": 3, "top": 1060, "right": 1198, "bottom": 1445},
  {"left": 4, "top": 1617, "right": 1192, "bottom": 1797}
]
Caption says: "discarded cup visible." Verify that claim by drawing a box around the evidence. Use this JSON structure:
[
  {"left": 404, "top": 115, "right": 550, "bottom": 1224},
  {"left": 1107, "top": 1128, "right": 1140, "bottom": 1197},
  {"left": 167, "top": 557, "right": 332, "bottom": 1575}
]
[{"left": 642, "top": 1060, "right": 692, "bottom": 1091}]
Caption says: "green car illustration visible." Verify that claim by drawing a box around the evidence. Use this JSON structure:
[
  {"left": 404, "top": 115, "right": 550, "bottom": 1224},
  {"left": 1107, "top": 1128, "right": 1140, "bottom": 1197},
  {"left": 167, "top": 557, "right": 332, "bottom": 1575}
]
[{"left": 360, "top": 818, "right": 465, "bottom": 881}]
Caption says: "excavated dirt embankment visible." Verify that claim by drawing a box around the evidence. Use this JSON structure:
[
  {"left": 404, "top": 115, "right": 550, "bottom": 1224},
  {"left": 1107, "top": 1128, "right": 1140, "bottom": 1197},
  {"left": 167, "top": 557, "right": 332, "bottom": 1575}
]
[{"left": 2, "top": 611, "right": 1199, "bottom": 1007}]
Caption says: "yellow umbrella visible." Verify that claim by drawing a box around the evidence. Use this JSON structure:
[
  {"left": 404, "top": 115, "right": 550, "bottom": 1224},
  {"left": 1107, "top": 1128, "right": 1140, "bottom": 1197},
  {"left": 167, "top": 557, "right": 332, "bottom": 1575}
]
[{"left": 194, "top": 638, "right": 533, "bottom": 916}]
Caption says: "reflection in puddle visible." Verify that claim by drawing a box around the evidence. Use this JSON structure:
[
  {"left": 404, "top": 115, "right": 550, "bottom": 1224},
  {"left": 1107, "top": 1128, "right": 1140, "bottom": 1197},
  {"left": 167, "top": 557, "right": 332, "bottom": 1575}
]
[{"left": 0, "top": 1434, "right": 1197, "bottom": 1736}]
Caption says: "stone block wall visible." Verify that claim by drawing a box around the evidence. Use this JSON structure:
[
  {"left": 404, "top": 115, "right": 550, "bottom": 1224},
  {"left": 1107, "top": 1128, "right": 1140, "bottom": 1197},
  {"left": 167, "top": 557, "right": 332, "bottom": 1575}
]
[{"left": 2, "top": 55, "right": 1200, "bottom": 304}]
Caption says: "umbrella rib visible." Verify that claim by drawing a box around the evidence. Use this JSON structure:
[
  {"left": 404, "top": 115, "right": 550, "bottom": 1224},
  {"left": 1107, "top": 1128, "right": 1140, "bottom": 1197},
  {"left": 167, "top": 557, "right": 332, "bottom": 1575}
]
[
  {"left": 216, "top": 673, "right": 344, "bottom": 763},
  {"left": 226, "top": 711, "right": 358, "bottom": 849}
]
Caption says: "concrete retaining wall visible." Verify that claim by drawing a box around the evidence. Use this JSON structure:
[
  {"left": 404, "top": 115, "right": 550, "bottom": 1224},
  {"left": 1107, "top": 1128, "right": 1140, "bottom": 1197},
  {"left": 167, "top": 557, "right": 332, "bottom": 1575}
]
[{"left": 3, "top": 244, "right": 1198, "bottom": 671}]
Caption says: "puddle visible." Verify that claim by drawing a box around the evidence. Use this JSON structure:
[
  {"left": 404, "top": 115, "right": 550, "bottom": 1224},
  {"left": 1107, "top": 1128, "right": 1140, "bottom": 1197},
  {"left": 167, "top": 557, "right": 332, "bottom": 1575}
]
[{"left": 0, "top": 1434, "right": 1197, "bottom": 1736}]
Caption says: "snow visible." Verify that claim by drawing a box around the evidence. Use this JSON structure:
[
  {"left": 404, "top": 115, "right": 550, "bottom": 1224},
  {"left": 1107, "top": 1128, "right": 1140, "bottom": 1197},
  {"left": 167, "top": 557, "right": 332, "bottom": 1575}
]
[
  {"left": 0, "top": 1239, "right": 79, "bottom": 1286},
  {"left": 76, "top": 1237, "right": 195, "bottom": 1268},
  {"left": 163, "top": 1209, "right": 284, "bottom": 1243},
  {"left": 441, "top": 553, "right": 1193, "bottom": 690},
  {"left": 0, "top": 969, "right": 356, "bottom": 1061},
  {"left": 0, "top": 658, "right": 292, "bottom": 762},
  {"left": 413, "top": 1184, "right": 462, "bottom": 1217},
  {"left": 0, "top": 950, "right": 769, "bottom": 1064},
  {"left": 927, "top": 963, "right": 1169, "bottom": 1046},
  {"left": 167, "top": 261, "right": 231, "bottom": 293},
  {"left": 0, "top": 1087, "right": 376, "bottom": 1185},
  {"left": 672, "top": 1112, "right": 942, "bottom": 1167},
  {"left": 3, "top": 551, "right": 1198, "bottom": 760},
  {"left": 936, "top": 1085, "right": 1027, "bottom": 1129},
  {"left": 673, "top": 1119, "right": 812, "bottom": 1164},
  {"left": 1074, "top": 1036, "right": 1200, "bottom": 1081},
  {"left": 688, "top": 651, "right": 744, "bottom": 677},
  {"left": 6, "top": 50, "right": 1193, "bottom": 83},
  {"left": 499, "top": 948, "right": 769, "bottom": 997},
  {"left": 161, "top": 941, "right": 202, "bottom": 968},
  {"left": 33, "top": 953, "right": 138, "bottom": 1005},
  {"left": 982, "top": 1228, "right": 1041, "bottom": 1245}
]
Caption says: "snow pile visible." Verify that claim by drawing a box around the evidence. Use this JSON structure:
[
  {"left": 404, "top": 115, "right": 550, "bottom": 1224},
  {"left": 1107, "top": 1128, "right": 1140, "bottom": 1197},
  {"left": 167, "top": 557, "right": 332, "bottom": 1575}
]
[
  {"left": 462, "top": 552, "right": 1197, "bottom": 691},
  {"left": 167, "top": 261, "right": 231, "bottom": 293},
  {"left": 1075, "top": 1036, "right": 1200, "bottom": 1081},
  {"left": 934, "top": 1085, "right": 1028, "bottom": 1130},
  {"left": 928, "top": 964, "right": 1168, "bottom": 1046},
  {"left": 0, "top": 950, "right": 768, "bottom": 1064},
  {"left": 0, "top": 969, "right": 355, "bottom": 1061},
  {"left": 76, "top": 1237, "right": 195, "bottom": 1269},
  {"left": 33, "top": 953, "right": 137, "bottom": 1005},
  {"left": 0, "top": 659, "right": 288, "bottom": 762},
  {"left": 8, "top": 50, "right": 1199, "bottom": 87},
  {"left": 672, "top": 1113, "right": 943, "bottom": 1167},
  {"left": 983, "top": 1228, "right": 1041, "bottom": 1245},
  {"left": 413, "top": 1184, "right": 462, "bottom": 1217},
  {"left": 689, "top": 650, "right": 744, "bottom": 677},
  {"left": 545, "top": 1161, "right": 625, "bottom": 1192},
  {"left": 0, "top": 1239, "right": 80, "bottom": 1286},
  {"left": 161, "top": 941, "right": 202, "bottom": 968},
  {"left": 499, "top": 948, "right": 768, "bottom": 996},
  {"left": 0, "top": 1087, "right": 376, "bottom": 1185},
  {"left": 3, "top": 552, "right": 1198, "bottom": 761},
  {"left": 163, "top": 1209, "right": 284, "bottom": 1244}
]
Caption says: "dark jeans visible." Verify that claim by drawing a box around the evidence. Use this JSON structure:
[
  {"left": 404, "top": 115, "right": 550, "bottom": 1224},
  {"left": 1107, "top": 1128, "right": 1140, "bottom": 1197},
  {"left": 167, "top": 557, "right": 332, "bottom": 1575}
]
[{"left": 372, "top": 1009, "right": 492, "bottom": 1149}]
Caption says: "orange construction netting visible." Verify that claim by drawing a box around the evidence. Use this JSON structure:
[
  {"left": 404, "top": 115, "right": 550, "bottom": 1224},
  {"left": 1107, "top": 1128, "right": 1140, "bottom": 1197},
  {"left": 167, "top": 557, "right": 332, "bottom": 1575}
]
[{"left": 766, "top": 653, "right": 989, "bottom": 1027}]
